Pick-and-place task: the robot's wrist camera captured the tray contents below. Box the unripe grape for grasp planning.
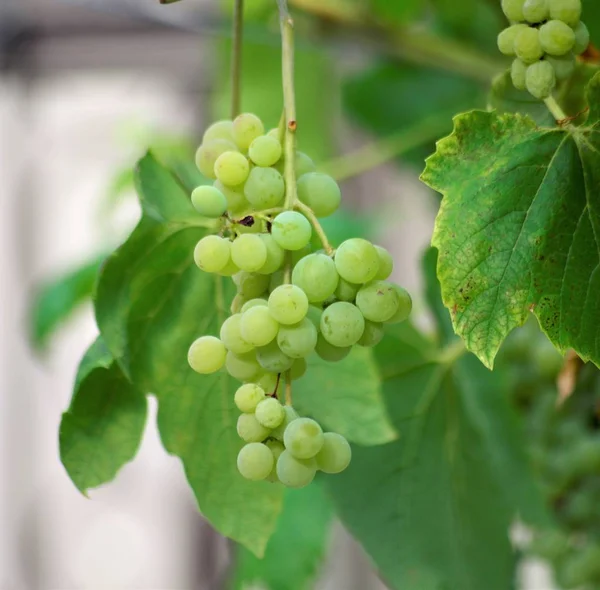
[234,383,266,413]
[240,305,279,347]
[191,185,228,218]
[514,27,544,63]
[255,397,285,428]
[384,285,412,324]
[269,270,285,293]
[231,234,268,272]
[290,357,307,380]
[257,372,278,393]
[276,451,317,488]
[357,320,384,347]
[305,305,323,329]
[220,313,254,354]
[237,414,271,443]
[523,0,548,23]
[217,258,240,277]
[511,58,528,90]
[320,302,365,347]
[539,20,575,56]
[195,139,238,179]
[203,120,234,143]
[188,336,227,374]
[272,405,299,440]
[265,439,285,482]
[374,245,394,280]
[334,279,359,302]
[232,113,265,150]
[240,298,268,313]
[226,351,262,382]
[214,151,250,187]
[193,235,231,273]
[271,211,312,251]
[315,333,351,362]
[277,318,318,358]
[268,284,309,325]
[274,151,316,178]
[292,253,339,303]
[316,432,352,474]
[297,173,341,218]
[526,60,556,98]
[502,0,526,21]
[334,238,380,284]
[284,417,324,459]
[356,281,400,322]
[244,166,285,209]
[248,135,282,167]
[573,21,590,54]
[497,24,529,56]
[546,54,576,80]
[237,442,273,480]
[548,0,581,27]
[233,271,270,298]
[257,234,285,275]
[213,180,249,216]
[256,340,294,374]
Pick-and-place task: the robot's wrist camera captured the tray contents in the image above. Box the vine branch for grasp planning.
[230,0,244,119]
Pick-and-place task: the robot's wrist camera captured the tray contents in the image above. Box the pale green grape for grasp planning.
[226,351,262,382]
[384,285,413,324]
[217,258,240,277]
[502,0,526,21]
[241,298,268,313]
[334,238,380,284]
[546,54,576,80]
[514,27,544,63]
[257,372,278,393]
[526,60,556,98]
[274,151,316,178]
[573,21,590,54]
[290,357,307,380]
[334,279,359,302]
[232,113,265,150]
[266,440,285,482]
[237,414,271,442]
[231,234,268,272]
[272,406,299,440]
[233,271,270,298]
[195,139,237,179]
[234,383,266,413]
[214,180,250,216]
[523,0,548,23]
[276,451,316,488]
[320,302,365,347]
[511,58,528,90]
[374,245,394,280]
[268,284,309,325]
[277,318,318,358]
[256,340,294,373]
[272,211,312,251]
[357,320,384,347]
[257,234,285,275]
[214,151,250,187]
[193,235,231,273]
[237,442,273,480]
[244,167,285,209]
[548,0,581,27]
[305,305,323,330]
[248,135,282,167]
[497,24,529,55]
[188,336,227,374]
[255,397,285,428]
[267,128,280,140]
[203,119,234,143]
[220,313,254,354]
[191,185,227,218]
[284,417,324,459]
[316,432,352,474]
[240,306,279,346]
[290,244,312,266]
[292,253,339,303]
[539,20,575,55]
[356,280,400,322]
[297,173,341,218]
[315,334,351,362]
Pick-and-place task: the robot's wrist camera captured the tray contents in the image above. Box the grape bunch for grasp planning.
[186,112,412,486]
[498,0,590,99]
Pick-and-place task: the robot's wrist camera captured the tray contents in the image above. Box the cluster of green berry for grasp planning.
[498,0,589,98]
[185,112,412,485]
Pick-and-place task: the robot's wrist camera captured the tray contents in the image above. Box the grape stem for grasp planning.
[294,200,334,256]
[230,0,244,119]
[544,95,569,126]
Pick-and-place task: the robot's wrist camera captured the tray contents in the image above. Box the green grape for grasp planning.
[226,351,262,382]
[316,432,352,473]
[272,406,299,440]
[267,127,280,140]
[232,113,265,150]
[237,442,274,480]
[334,279,359,302]
[244,167,285,209]
[514,27,544,63]
[266,440,285,482]
[257,234,285,275]
[296,173,341,218]
[257,372,278,393]
[357,320,384,347]
[187,336,227,374]
[511,58,528,90]
[237,414,271,443]
[355,280,400,322]
[231,234,268,272]
[548,0,581,27]
[374,245,394,280]
[217,258,240,277]
[256,340,294,373]
[214,151,250,187]
[269,270,285,293]
[292,253,339,303]
[523,0,548,23]
[248,135,282,167]
[290,357,307,380]
[268,284,309,325]
[193,235,231,273]
[214,180,250,216]
[234,383,266,413]
[271,211,312,251]
[502,0,526,21]
[290,243,312,266]
[546,54,576,81]
[305,305,323,330]
[526,60,556,98]
[320,302,365,347]
[497,24,529,55]
[384,285,412,324]
[276,451,317,488]
[315,334,351,362]
[240,298,268,313]
[195,139,238,179]
[284,417,324,459]
[235,218,265,235]
[277,318,318,358]
[539,20,575,56]
[233,271,270,298]
[573,21,590,54]
[191,185,227,218]
[240,306,279,347]
[255,397,285,428]
[220,313,254,354]
[274,151,316,178]
[203,119,234,143]
[334,238,380,284]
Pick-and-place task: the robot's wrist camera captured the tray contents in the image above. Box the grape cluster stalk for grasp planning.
[498,0,589,99]
[186,112,412,487]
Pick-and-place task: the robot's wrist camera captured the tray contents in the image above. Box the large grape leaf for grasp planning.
[326,323,549,590]
[422,72,600,369]
[60,337,147,494]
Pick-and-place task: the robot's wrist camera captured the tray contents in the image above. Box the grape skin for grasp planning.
[315,334,351,362]
[191,185,228,218]
[514,27,544,63]
[297,173,341,218]
[546,54,576,80]
[276,450,317,488]
[188,336,227,374]
[257,372,278,393]
[240,298,268,313]
[539,20,575,56]
[240,305,279,347]
[497,24,529,56]
[284,417,324,459]
[357,320,385,347]
[195,139,238,179]
[384,285,412,324]
[334,279,360,302]
[256,340,294,373]
[220,313,254,354]
[290,357,307,380]
[234,383,266,413]
[320,302,365,347]
[573,21,590,54]
[244,167,285,209]
[233,271,270,298]
[231,234,268,273]
[277,318,318,358]
[548,0,581,27]
[268,284,309,325]
[526,60,556,99]
[255,397,285,428]
[334,238,380,284]
[214,180,249,216]
[523,0,548,23]
[356,281,400,322]
[374,246,394,280]
[266,439,285,482]
[511,58,528,90]
[232,113,265,150]
[203,120,234,143]
[272,405,299,440]
[248,135,282,167]
[237,442,273,480]
[257,234,285,275]
[237,414,271,443]
[271,211,312,251]
[226,351,262,381]
[502,0,526,21]
[214,151,250,187]
[292,253,339,303]
[316,432,352,474]
[194,236,231,274]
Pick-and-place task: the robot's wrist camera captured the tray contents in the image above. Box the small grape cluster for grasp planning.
[498,0,589,99]
[186,112,412,486]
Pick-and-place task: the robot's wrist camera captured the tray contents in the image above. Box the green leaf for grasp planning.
[370,0,422,25]
[95,153,283,556]
[326,323,548,590]
[30,256,104,350]
[422,73,600,369]
[230,484,333,590]
[296,347,397,446]
[582,0,600,46]
[59,337,147,494]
